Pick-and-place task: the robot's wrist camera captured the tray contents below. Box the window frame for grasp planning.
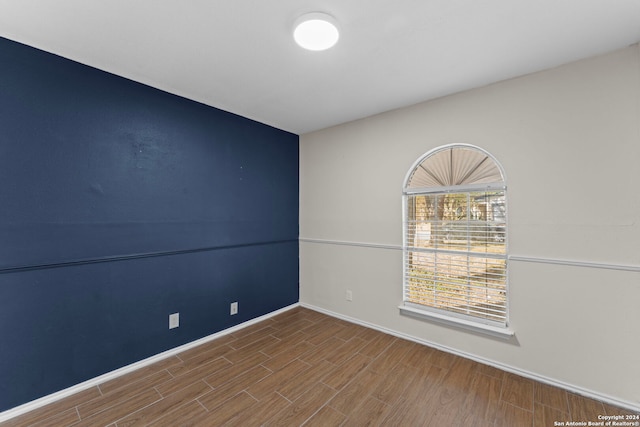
[399,144,514,339]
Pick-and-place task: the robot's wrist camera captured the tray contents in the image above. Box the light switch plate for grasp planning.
[169,312,179,329]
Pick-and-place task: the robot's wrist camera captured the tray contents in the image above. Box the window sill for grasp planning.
[399,305,515,340]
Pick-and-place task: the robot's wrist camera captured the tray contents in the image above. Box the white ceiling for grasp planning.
[1,1,639,134]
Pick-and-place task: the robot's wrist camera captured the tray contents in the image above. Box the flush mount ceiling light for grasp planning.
[293,12,340,51]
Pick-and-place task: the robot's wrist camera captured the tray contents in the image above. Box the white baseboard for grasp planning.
[300,302,640,413]
[4,301,637,422]
[0,303,300,423]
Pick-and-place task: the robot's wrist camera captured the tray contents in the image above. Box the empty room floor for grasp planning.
[2,307,637,426]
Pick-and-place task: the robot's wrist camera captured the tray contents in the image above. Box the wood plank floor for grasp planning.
[2,307,637,426]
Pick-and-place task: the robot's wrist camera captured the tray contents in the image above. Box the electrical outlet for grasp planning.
[346,290,353,301]
[169,312,179,329]
[230,301,238,315]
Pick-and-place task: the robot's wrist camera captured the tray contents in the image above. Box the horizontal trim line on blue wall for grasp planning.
[299,237,640,273]
[0,239,298,275]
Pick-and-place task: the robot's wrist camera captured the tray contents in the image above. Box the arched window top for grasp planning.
[404,144,505,190]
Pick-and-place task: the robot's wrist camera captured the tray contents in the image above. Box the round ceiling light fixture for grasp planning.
[293,12,340,51]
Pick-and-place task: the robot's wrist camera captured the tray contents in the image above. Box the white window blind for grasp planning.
[402,145,508,328]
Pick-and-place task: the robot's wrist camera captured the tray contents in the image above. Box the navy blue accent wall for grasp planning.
[0,37,299,411]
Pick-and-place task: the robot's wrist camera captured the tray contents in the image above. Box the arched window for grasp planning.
[401,144,509,334]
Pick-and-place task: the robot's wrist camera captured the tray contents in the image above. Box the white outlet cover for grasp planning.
[230,302,238,315]
[169,312,179,329]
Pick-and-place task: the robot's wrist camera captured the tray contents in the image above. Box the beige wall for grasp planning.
[299,44,640,408]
